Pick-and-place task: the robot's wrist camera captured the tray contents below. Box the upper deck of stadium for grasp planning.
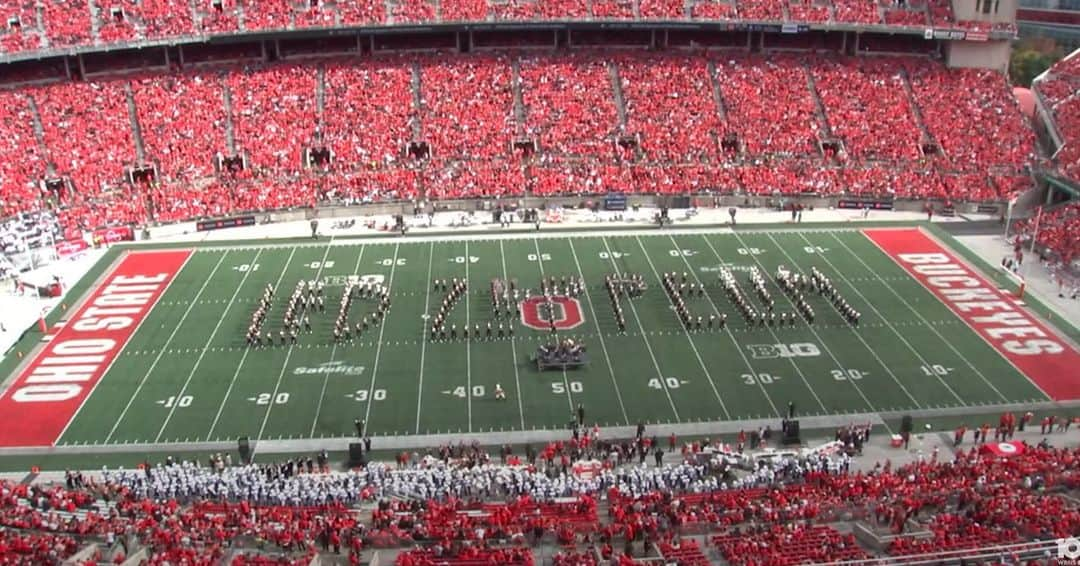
[0,0,1017,61]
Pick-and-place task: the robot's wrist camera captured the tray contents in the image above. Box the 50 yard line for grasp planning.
[534,238,575,415]
[104,251,230,444]
[206,247,298,441]
[154,248,264,442]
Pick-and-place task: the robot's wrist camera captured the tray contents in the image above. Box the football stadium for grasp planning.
[0,0,1078,564]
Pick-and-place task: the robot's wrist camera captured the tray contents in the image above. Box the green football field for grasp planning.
[41,228,1059,447]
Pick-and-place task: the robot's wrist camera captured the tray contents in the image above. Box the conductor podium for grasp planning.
[534,338,588,371]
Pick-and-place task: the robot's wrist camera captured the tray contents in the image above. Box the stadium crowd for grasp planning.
[0,432,1073,565]
[1035,51,1080,186]
[0,0,1000,56]
[0,50,1037,239]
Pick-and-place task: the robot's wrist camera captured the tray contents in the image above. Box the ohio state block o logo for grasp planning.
[520,296,584,330]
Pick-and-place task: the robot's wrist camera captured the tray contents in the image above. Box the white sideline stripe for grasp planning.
[362,242,401,431]
[499,240,528,430]
[567,238,629,426]
[309,243,368,437]
[641,235,731,420]
[105,251,230,444]
[700,234,829,413]
[56,250,196,445]
[761,232,923,409]
[600,236,681,421]
[207,247,298,441]
[254,240,335,453]
[791,231,965,406]
[533,238,575,415]
[842,231,1012,402]
[154,248,265,442]
[414,242,436,434]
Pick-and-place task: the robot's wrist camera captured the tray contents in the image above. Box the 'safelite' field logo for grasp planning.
[293,361,366,376]
[520,296,584,330]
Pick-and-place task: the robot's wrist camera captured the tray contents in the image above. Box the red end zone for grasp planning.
[0,250,191,447]
[864,228,1080,401]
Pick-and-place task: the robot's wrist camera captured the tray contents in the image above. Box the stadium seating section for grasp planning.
[0,444,1074,564]
[1013,202,1080,264]
[0,0,1015,57]
[1034,52,1080,186]
[0,50,1036,236]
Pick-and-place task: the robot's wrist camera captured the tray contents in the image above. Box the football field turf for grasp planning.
[4,226,1078,450]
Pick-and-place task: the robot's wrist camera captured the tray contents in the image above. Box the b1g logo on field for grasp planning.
[747,343,821,359]
[520,296,584,330]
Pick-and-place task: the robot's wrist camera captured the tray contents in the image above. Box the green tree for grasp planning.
[1010,38,1063,87]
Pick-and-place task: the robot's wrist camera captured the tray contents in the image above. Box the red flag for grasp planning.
[981,441,1025,458]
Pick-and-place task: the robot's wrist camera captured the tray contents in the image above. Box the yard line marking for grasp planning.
[362,242,401,431]
[465,240,473,432]
[309,243,368,436]
[657,234,770,419]
[567,238,629,426]
[533,238,575,415]
[600,237,680,421]
[414,242,436,434]
[207,247,298,440]
[154,249,265,442]
[701,234,830,413]
[834,232,1011,402]
[639,235,730,420]
[499,240,528,430]
[55,250,196,446]
[790,232,965,406]
[254,240,335,453]
[758,232,922,409]
[105,251,230,444]
[728,231,890,412]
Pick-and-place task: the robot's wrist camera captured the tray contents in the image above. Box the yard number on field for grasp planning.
[552,381,584,394]
[669,249,696,257]
[528,253,552,262]
[158,395,193,408]
[832,369,866,381]
[649,377,685,389]
[737,248,764,255]
[308,261,335,269]
[598,251,627,259]
[234,264,260,272]
[451,256,479,264]
[251,393,290,405]
[378,258,406,266]
[742,373,780,386]
[448,386,485,398]
[347,389,386,401]
[804,246,828,254]
[921,364,953,377]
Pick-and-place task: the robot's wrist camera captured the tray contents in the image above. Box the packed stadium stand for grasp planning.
[0,0,1023,55]
[0,49,1040,236]
[1034,49,1080,185]
[0,435,1074,564]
